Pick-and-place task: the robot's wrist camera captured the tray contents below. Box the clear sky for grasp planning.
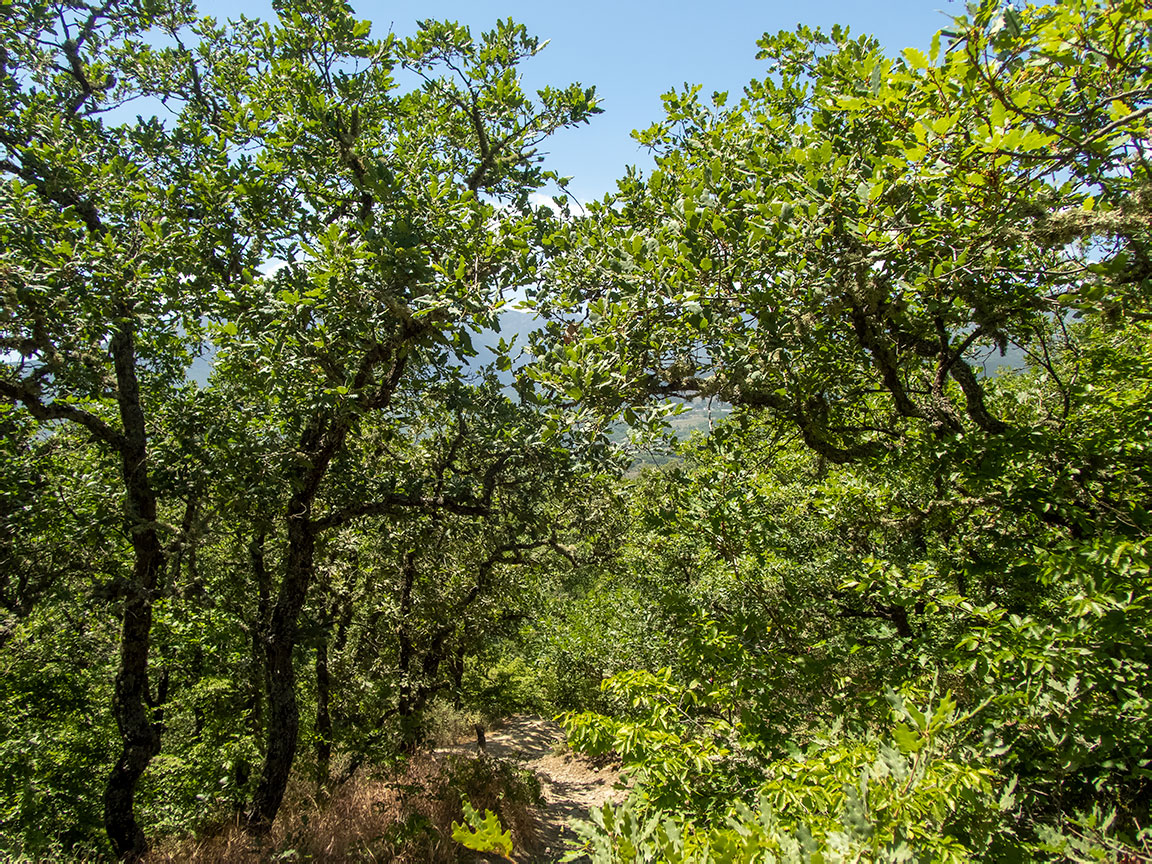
[198,0,962,202]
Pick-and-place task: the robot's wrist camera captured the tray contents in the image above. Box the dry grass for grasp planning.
[147,753,541,863]
[423,699,486,748]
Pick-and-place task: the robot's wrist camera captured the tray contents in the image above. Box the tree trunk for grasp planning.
[395,553,423,750]
[103,565,162,861]
[248,531,270,741]
[247,507,314,834]
[245,345,408,832]
[450,644,466,707]
[315,636,332,788]
[103,323,165,862]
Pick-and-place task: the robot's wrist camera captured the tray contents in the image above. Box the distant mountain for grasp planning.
[469,309,543,384]
[188,310,1029,391]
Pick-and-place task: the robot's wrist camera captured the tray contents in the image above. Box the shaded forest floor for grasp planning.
[149,715,621,863]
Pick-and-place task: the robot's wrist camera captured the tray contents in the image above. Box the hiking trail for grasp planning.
[437,714,626,862]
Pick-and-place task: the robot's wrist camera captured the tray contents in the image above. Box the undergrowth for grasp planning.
[146,752,542,863]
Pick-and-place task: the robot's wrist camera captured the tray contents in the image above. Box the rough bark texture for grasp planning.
[315,634,332,787]
[247,506,315,833]
[102,323,165,862]
[396,552,421,749]
[450,645,466,707]
[248,531,270,741]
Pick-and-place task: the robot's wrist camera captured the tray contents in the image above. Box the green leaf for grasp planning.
[452,798,513,859]
[893,723,925,754]
[903,47,929,70]
[989,100,1007,130]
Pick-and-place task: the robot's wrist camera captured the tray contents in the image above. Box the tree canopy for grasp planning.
[538,0,1151,464]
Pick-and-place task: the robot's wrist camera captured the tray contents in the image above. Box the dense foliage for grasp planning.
[1,0,603,857]
[535,0,1152,860]
[2,0,1151,861]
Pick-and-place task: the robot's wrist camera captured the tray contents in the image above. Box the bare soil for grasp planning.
[437,715,626,863]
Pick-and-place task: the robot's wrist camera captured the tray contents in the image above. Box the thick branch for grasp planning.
[847,301,925,421]
[652,374,884,464]
[0,378,126,450]
[948,359,1007,434]
[313,493,488,532]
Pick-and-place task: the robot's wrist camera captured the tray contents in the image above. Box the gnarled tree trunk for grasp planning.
[247,506,315,833]
[103,323,166,862]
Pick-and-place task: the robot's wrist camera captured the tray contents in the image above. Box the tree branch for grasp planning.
[312,492,488,532]
[0,379,126,450]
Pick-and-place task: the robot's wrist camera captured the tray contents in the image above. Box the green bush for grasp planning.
[462,653,558,720]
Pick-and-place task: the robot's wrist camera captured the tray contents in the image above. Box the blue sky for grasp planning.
[199,0,962,202]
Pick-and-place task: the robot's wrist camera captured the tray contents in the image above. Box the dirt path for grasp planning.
[439,715,625,862]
